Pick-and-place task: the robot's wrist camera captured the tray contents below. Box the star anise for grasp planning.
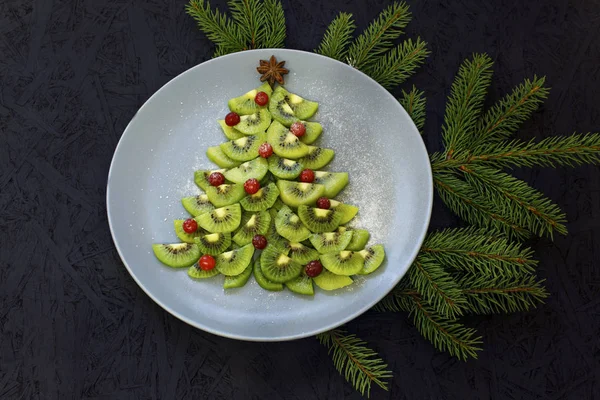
[257,55,289,86]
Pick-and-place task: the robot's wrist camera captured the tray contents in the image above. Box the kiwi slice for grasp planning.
[215,244,255,276]
[195,232,231,255]
[357,245,386,275]
[313,269,353,291]
[207,146,242,169]
[313,171,349,198]
[345,229,370,251]
[298,205,342,233]
[268,155,304,179]
[174,218,206,243]
[224,157,269,183]
[220,132,266,161]
[205,183,246,207]
[217,120,245,140]
[234,108,272,135]
[252,258,283,291]
[260,246,303,283]
[188,264,220,279]
[275,205,312,242]
[330,200,359,224]
[276,180,326,208]
[285,272,314,295]
[223,262,253,288]
[266,120,311,159]
[197,204,242,233]
[272,197,285,211]
[286,242,320,264]
[232,210,271,246]
[152,243,201,268]
[309,231,353,254]
[320,251,364,276]
[228,82,273,115]
[239,182,280,211]
[194,169,227,191]
[297,146,335,170]
[181,194,215,217]
[298,122,323,145]
[269,86,319,126]
[266,211,289,251]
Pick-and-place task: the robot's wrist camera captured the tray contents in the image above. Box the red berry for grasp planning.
[316,197,331,209]
[182,218,198,233]
[225,112,240,126]
[258,142,273,158]
[208,171,225,186]
[290,121,306,137]
[199,255,216,271]
[305,260,323,277]
[299,169,315,183]
[244,178,260,194]
[252,234,268,250]
[255,91,269,106]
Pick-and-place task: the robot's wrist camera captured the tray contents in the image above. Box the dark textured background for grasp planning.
[1,0,599,399]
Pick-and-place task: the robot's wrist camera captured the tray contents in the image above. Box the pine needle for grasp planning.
[399,85,426,133]
[259,0,286,48]
[228,0,262,49]
[316,12,356,61]
[317,329,392,398]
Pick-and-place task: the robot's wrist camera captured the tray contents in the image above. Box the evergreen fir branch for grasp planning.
[373,277,417,312]
[399,85,426,133]
[475,76,549,144]
[409,255,468,318]
[364,38,429,89]
[316,12,356,61]
[317,329,392,398]
[433,171,531,239]
[259,0,286,48]
[228,0,262,49]
[346,2,411,70]
[442,54,494,156]
[410,295,483,360]
[460,164,568,237]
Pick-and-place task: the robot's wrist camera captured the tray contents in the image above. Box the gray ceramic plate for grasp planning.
[107,49,432,341]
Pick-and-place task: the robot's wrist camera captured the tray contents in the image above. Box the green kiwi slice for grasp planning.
[276,180,326,208]
[220,132,266,161]
[252,258,283,291]
[297,146,335,170]
[224,157,269,183]
[266,210,289,251]
[188,264,220,279]
[228,82,273,115]
[181,194,215,217]
[309,231,353,254]
[285,272,314,295]
[215,244,255,276]
[320,251,364,276]
[234,108,272,135]
[313,171,349,198]
[268,86,319,126]
[152,243,201,268]
[174,218,206,243]
[232,210,271,246]
[345,229,370,251]
[275,205,312,242]
[194,169,227,191]
[330,200,359,224]
[197,204,242,233]
[298,205,342,233]
[239,182,280,211]
[272,197,285,211]
[313,269,353,291]
[195,232,231,255]
[205,183,246,207]
[223,263,253,288]
[260,246,303,283]
[217,120,245,140]
[357,245,386,275]
[268,155,304,179]
[267,120,310,159]
[207,145,242,169]
[286,242,320,264]
[298,122,323,144]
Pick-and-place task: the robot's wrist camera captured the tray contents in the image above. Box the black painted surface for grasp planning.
[1,0,599,399]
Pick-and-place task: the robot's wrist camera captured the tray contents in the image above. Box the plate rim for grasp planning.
[106,48,433,341]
